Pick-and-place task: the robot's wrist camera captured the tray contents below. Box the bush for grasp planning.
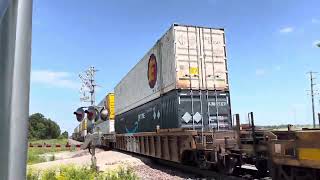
[26,165,139,180]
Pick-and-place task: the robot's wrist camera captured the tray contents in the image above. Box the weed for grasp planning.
[27,168,40,180]
[49,154,55,161]
[26,165,139,180]
[28,139,75,164]
[104,166,139,180]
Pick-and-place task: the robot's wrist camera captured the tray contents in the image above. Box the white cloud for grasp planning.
[312,18,320,24]
[313,40,320,48]
[255,69,266,76]
[279,27,294,33]
[31,70,78,89]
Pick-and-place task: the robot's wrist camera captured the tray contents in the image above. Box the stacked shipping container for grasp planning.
[105,93,115,120]
[115,24,231,134]
[93,93,115,134]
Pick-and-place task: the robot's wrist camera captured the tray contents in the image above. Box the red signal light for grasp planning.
[85,106,99,121]
[74,108,85,122]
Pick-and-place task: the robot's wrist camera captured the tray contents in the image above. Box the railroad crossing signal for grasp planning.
[100,108,109,121]
[74,107,85,122]
[74,106,108,122]
[85,106,99,121]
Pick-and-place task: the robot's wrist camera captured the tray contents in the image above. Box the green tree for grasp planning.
[28,113,61,139]
[61,131,69,139]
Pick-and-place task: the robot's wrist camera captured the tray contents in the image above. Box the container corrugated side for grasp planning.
[173,25,228,91]
[106,93,115,120]
[115,89,231,134]
[114,40,163,115]
[115,24,228,115]
[97,93,115,120]
[83,119,87,130]
[94,120,114,134]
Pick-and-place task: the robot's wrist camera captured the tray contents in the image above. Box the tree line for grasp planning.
[28,113,68,140]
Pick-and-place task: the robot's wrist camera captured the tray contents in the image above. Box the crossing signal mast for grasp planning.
[75,66,100,170]
[79,66,98,106]
[74,66,109,170]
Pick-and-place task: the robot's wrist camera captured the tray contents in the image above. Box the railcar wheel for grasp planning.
[195,151,211,170]
[217,155,236,175]
[181,150,196,166]
[255,159,269,176]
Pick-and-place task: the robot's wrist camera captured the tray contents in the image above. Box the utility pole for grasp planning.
[307,71,317,128]
[0,0,33,179]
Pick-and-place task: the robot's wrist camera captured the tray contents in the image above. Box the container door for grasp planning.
[179,91,204,130]
[174,26,203,90]
[206,92,231,130]
[199,28,228,90]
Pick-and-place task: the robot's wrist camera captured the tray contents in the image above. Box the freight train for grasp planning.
[72,24,320,180]
[72,93,115,143]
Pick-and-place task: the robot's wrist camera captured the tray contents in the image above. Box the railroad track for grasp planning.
[114,149,270,180]
[153,158,244,180]
[153,159,273,180]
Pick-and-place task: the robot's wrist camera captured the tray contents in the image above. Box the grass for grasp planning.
[28,139,75,165]
[27,165,139,180]
[29,139,68,145]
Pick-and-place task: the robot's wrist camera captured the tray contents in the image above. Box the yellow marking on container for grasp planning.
[189,67,199,75]
[299,148,320,160]
[106,93,115,120]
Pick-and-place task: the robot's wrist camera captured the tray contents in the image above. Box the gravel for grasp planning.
[132,163,196,180]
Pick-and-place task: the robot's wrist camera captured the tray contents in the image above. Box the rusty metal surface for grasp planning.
[116,129,241,173]
[270,130,320,170]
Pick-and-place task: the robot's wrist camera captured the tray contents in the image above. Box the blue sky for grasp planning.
[30,0,320,133]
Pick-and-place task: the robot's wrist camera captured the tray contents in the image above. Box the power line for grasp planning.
[307,71,318,128]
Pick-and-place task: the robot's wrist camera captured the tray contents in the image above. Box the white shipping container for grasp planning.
[81,130,87,138]
[94,120,115,134]
[115,24,229,115]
